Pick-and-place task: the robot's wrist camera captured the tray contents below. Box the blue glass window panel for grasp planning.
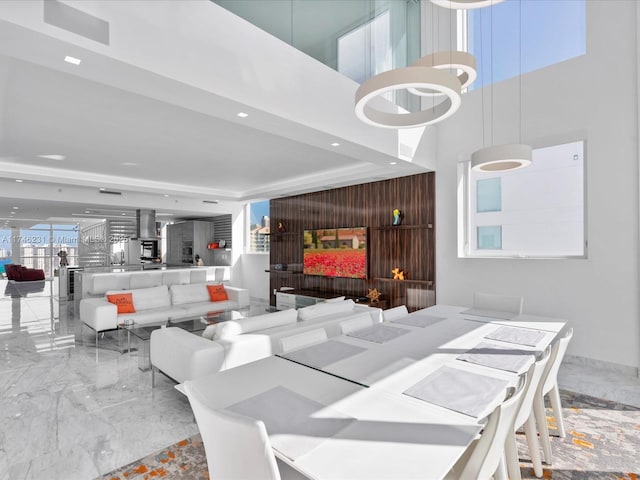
[477,177,502,212]
[477,226,502,249]
[468,0,586,90]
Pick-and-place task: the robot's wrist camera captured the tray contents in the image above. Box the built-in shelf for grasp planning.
[372,224,432,231]
[264,270,302,274]
[373,277,433,286]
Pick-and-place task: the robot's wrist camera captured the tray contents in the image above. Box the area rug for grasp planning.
[97,390,640,480]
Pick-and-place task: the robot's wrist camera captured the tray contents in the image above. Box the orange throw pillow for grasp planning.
[207,285,229,302]
[106,293,136,314]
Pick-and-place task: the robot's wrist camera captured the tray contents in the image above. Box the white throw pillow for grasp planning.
[169,283,210,305]
[201,324,218,340]
[325,296,346,303]
[298,299,355,321]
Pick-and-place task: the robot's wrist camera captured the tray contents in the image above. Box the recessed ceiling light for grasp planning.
[122,162,137,166]
[237,112,249,118]
[389,161,397,165]
[38,154,66,161]
[85,210,90,214]
[163,194,169,197]
[64,55,81,65]
[121,213,126,216]
[12,206,18,210]
[10,212,15,215]
[15,179,23,183]
[331,142,340,147]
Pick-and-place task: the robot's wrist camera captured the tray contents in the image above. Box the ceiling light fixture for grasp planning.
[15,179,23,183]
[64,55,82,65]
[237,112,249,118]
[122,162,137,166]
[408,51,477,96]
[470,0,531,172]
[390,161,398,165]
[355,66,461,129]
[163,194,169,197]
[430,0,505,9]
[38,154,66,161]
[331,142,340,147]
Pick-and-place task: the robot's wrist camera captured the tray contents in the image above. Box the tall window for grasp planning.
[338,10,391,85]
[463,140,585,258]
[467,0,586,90]
[18,224,79,277]
[248,201,270,253]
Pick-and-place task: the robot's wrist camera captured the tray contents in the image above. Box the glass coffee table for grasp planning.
[119,309,246,371]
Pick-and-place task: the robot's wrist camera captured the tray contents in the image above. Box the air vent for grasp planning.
[99,189,122,195]
[203,200,219,204]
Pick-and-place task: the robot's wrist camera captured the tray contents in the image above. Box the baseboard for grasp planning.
[564,354,640,378]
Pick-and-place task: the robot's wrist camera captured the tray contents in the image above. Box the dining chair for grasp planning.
[339,314,374,334]
[505,347,552,480]
[280,328,328,353]
[382,305,409,322]
[473,292,524,316]
[533,328,574,465]
[184,381,307,480]
[444,370,528,480]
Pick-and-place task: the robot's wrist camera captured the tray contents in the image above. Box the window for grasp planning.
[463,140,585,258]
[248,200,270,253]
[18,224,79,276]
[467,0,586,90]
[477,226,502,250]
[338,10,391,85]
[476,177,501,212]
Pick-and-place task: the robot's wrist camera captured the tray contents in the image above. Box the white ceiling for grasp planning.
[0,1,429,228]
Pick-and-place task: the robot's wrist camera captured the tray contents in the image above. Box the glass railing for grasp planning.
[213,0,421,111]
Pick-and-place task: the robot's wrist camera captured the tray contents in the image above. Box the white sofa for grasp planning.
[76,267,208,300]
[79,282,250,340]
[150,299,382,384]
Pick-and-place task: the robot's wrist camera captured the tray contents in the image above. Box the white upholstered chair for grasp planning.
[184,381,307,480]
[445,371,527,480]
[382,305,409,322]
[473,292,524,316]
[280,328,328,353]
[505,348,552,480]
[533,328,574,465]
[339,315,374,334]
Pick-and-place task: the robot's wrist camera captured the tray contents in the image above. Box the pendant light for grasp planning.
[431,0,505,10]
[470,0,531,172]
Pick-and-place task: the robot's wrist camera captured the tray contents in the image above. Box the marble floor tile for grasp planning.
[1,279,639,479]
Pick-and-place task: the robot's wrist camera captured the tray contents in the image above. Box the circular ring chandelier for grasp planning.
[354,66,461,129]
[471,144,532,172]
[407,51,477,96]
[430,0,505,9]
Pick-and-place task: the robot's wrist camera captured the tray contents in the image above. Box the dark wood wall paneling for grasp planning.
[269,172,435,310]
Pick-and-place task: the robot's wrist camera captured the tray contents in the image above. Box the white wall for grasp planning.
[238,253,270,302]
[434,1,640,368]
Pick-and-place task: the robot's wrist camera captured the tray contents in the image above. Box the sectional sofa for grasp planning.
[149,299,382,384]
[79,282,250,342]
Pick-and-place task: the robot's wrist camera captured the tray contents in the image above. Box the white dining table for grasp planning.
[185,355,483,480]
[181,305,568,480]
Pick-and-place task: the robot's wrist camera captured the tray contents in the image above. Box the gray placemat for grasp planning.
[281,340,367,368]
[457,341,535,373]
[484,325,547,347]
[346,323,411,344]
[403,366,509,418]
[390,313,446,328]
[226,386,354,460]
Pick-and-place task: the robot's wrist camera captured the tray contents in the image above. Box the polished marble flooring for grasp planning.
[1,278,639,480]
